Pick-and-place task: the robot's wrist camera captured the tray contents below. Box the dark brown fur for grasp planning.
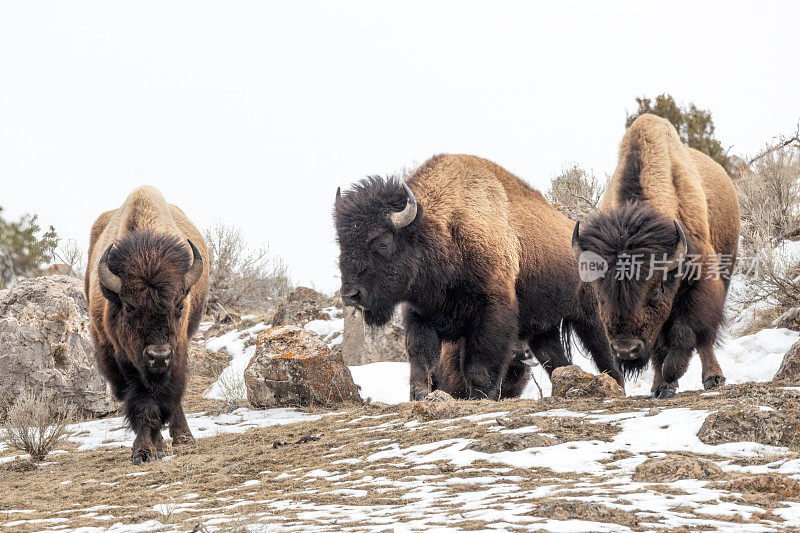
[85,186,209,464]
[335,154,621,400]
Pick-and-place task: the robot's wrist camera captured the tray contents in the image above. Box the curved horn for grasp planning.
[184,239,204,289]
[97,244,122,294]
[571,221,585,262]
[390,183,418,229]
[335,187,342,210]
[667,220,689,270]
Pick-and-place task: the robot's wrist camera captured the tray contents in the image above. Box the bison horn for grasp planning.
[571,221,585,262]
[390,183,418,229]
[335,187,342,210]
[97,244,122,294]
[184,239,204,289]
[667,220,689,270]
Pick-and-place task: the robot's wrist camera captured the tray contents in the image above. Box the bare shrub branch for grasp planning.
[547,164,606,221]
[204,222,292,314]
[2,390,75,461]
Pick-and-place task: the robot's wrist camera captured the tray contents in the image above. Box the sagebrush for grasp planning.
[205,222,292,315]
[2,390,75,461]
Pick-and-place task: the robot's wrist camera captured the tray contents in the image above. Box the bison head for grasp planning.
[98,231,203,377]
[571,202,689,377]
[334,177,421,327]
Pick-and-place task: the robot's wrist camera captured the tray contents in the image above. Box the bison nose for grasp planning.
[611,339,644,360]
[341,285,364,307]
[145,344,172,369]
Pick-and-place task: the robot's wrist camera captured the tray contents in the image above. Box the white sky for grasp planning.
[1,1,798,294]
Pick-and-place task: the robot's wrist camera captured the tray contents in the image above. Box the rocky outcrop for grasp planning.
[774,339,800,383]
[0,275,118,417]
[341,305,407,366]
[550,365,625,398]
[244,325,361,408]
[270,287,336,327]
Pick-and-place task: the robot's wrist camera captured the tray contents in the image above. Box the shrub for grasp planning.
[547,164,605,221]
[0,207,58,288]
[205,222,292,315]
[2,390,74,461]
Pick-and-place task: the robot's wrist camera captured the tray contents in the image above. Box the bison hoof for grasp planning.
[172,434,196,446]
[651,384,677,400]
[131,448,156,465]
[703,375,726,390]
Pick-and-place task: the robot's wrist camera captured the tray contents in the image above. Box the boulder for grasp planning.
[468,432,560,453]
[550,365,625,398]
[697,402,800,447]
[774,339,800,383]
[244,325,361,408]
[269,287,334,327]
[0,275,118,417]
[633,454,723,483]
[341,305,407,365]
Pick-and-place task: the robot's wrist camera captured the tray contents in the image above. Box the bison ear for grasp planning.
[184,239,204,290]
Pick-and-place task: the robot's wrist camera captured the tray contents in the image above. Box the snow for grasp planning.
[343,327,800,404]
[203,323,270,400]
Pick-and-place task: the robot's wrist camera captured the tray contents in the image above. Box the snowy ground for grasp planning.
[4,314,800,531]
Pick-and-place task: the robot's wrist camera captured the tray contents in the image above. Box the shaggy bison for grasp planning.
[334,154,621,400]
[85,186,209,464]
[572,114,740,398]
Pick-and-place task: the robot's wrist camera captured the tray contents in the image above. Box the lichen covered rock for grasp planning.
[697,402,800,447]
[244,325,361,408]
[633,454,723,483]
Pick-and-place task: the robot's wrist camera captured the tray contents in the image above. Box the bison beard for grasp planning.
[335,155,622,401]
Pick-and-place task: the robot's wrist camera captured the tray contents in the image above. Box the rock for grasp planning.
[468,432,560,453]
[341,305,407,365]
[412,390,466,421]
[550,365,625,398]
[697,402,800,447]
[728,473,800,498]
[244,325,362,408]
[633,454,723,483]
[270,287,333,327]
[0,275,118,417]
[774,339,800,383]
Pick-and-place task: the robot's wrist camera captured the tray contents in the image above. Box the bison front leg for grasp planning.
[169,402,195,446]
[126,390,164,465]
[463,299,518,401]
[404,311,442,401]
[697,343,725,390]
[651,323,695,399]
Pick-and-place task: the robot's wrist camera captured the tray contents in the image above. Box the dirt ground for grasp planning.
[2,378,800,531]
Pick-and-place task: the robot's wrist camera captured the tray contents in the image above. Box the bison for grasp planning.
[334,154,621,401]
[571,114,740,398]
[85,186,209,464]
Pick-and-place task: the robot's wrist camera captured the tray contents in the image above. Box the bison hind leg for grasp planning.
[527,328,570,375]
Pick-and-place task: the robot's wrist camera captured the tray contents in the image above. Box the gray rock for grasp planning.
[774,339,800,383]
[0,275,118,417]
[550,365,624,398]
[341,305,407,365]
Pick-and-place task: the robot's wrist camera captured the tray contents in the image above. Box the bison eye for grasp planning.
[647,285,663,306]
[371,234,394,258]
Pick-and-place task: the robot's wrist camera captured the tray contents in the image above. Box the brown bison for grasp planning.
[572,114,740,398]
[334,154,621,401]
[85,186,209,464]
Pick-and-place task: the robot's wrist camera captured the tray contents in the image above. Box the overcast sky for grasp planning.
[1,1,798,294]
